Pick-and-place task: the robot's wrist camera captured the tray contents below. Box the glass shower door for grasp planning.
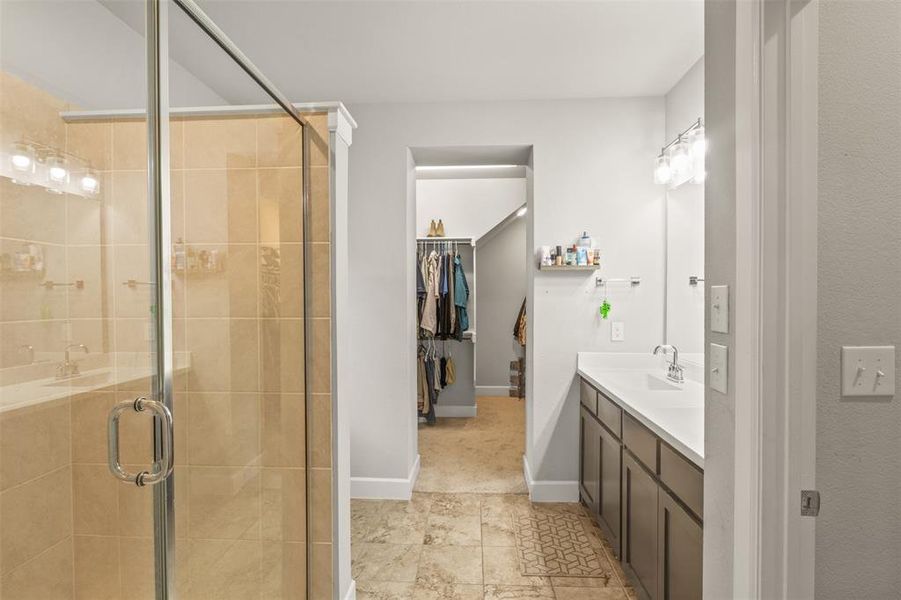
[160,2,310,598]
[0,2,153,598]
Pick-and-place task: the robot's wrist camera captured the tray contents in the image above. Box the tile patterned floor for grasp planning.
[352,493,637,599]
[352,397,637,599]
[415,397,528,494]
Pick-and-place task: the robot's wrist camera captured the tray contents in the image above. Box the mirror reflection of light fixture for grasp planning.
[46,154,68,194]
[80,169,100,195]
[654,154,672,185]
[10,142,34,173]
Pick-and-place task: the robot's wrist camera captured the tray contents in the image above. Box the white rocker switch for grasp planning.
[841,346,895,397]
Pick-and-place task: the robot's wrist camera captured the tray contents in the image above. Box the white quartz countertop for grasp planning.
[577,352,704,468]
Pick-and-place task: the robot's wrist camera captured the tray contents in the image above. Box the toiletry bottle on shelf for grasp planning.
[579,231,591,248]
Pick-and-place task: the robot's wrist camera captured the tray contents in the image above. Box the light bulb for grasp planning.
[49,166,68,182]
[10,143,34,173]
[81,172,100,194]
[670,138,690,175]
[46,154,68,184]
[689,125,706,157]
[654,154,672,185]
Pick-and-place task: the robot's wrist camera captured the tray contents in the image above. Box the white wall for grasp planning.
[347,97,665,494]
[416,178,526,239]
[816,1,901,597]
[664,57,705,355]
[476,216,527,389]
[0,0,225,110]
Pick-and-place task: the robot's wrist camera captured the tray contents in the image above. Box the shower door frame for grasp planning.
[145,1,312,598]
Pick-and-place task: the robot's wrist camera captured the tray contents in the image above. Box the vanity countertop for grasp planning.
[0,352,192,414]
[577,352,704,468]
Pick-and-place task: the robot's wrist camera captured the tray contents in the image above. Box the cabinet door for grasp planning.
[579,406,600,514]
[598,424,622,557]
[623,451,658,599]
[657,489,702,600]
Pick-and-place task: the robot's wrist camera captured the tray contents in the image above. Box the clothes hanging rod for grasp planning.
[416,237,475,246]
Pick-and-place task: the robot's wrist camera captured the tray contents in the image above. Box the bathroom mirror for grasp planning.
[664,181,704,360]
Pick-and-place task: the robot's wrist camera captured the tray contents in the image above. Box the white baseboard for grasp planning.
[476,385,511,396]
[435,404,477,418]
[351,454,420,500]
[342,580,356,600]
[522,454,579,503]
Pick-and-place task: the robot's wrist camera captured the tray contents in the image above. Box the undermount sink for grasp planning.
[45,371,113,388]
[611,372,682,392]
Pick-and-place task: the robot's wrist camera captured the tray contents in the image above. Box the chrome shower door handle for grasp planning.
[107,397,174,487]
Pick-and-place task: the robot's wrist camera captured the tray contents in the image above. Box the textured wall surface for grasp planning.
[816,1,901,597]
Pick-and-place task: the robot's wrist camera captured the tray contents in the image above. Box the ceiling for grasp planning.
[100,0,704,105]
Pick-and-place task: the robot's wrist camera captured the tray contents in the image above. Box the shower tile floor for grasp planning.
[351,397,638,599]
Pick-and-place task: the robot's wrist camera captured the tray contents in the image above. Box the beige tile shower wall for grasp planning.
[1,71,334,600]
[0,72,91,600]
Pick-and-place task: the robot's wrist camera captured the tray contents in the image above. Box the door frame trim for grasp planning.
[730,0,818,597]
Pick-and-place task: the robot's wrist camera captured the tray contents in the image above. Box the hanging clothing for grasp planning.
[420,251,440,334]
[445,355,456,385]
[513,298,527,346]
[454,254,470,337]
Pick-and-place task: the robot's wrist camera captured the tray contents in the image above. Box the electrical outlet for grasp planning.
[841,346,895,397]
[611,322,625,342]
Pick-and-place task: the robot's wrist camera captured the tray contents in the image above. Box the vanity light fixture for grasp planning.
[654,118,705,187]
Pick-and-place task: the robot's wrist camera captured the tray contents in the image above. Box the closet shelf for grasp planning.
[539,264,600,271]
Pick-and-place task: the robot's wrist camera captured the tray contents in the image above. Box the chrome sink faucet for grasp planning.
[57,344,89,379]
[653,344,684,383]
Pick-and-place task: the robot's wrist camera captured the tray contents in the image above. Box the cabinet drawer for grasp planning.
[623,413,658,473]
[597,392,622,438]
[659,443,703,520]
[580,379,598,415]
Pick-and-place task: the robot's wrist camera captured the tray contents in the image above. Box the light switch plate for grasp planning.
[710,343,728,394]
[710,285,729,333]
[841,346,895,397]
[611,322,625,342]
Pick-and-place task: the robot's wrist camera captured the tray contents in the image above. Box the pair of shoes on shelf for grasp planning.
[427,219,446,237]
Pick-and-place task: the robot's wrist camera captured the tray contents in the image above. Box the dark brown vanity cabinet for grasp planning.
[579,377,702,600]
[579,404,601,514]
[623,450,659,599]
[658,487,703,600]
[598,422,622,557]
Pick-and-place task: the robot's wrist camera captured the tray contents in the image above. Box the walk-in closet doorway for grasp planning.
[409,146,532,496]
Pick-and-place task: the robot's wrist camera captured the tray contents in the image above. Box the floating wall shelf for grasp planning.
[539,264,600,271]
